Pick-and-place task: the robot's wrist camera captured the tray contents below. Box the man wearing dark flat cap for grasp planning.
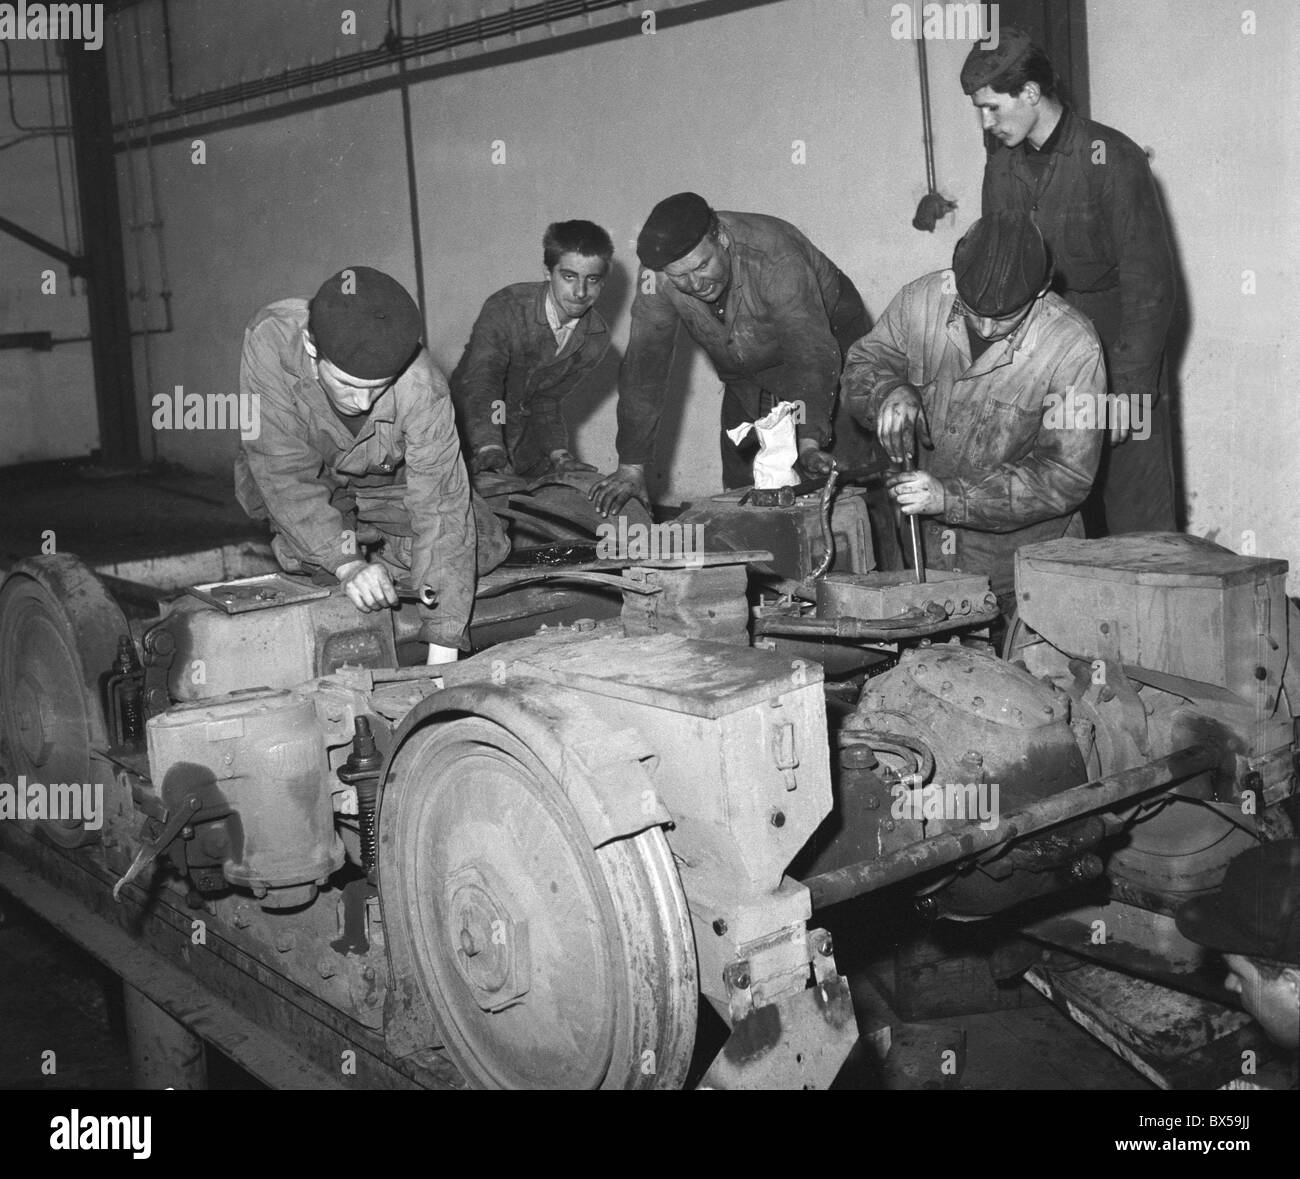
[842,212,1104,614]
[235,266,509,665]
[960,28,1178,536]
[1176,839,1300,1051]
[589,192,874,517]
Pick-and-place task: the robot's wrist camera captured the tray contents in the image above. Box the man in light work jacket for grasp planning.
[590,192,875,517]
[235,266,509,664]
[961,28,1178,534]
[451,220,613,480]
[842,213,1104,614]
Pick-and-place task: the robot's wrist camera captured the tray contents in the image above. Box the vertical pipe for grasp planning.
[65,37,140,466]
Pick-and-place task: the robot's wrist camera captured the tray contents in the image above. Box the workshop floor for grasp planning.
[0,461,1154,1091]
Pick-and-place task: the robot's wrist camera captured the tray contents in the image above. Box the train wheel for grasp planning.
[384,717,697,1089]
[0,559,126,848]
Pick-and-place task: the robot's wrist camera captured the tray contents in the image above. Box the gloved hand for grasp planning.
[797,438,835,478]
[548,449,598,475]
[589,464,649,517]
[336,560,399,611]
[875,384,933,463]
[887,470,945,516]
[469,444,513,475]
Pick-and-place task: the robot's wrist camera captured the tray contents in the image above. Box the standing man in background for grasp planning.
[451,221,614,481]
[961,28,1178,534]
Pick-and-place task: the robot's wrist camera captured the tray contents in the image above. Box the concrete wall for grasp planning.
[113,0,986,500]
[0,40,97,464]
[14,0,1296,586]
[1088,0,1300,586]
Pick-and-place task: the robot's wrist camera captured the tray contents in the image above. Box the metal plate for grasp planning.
[187,573,330,614]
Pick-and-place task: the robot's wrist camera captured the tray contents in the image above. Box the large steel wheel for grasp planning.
[0,560,126,848]
[385,717,697,1089]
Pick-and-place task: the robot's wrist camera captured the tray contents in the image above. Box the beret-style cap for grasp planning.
[308,266,423,380]
[636,192,713,270]
[960,26,1034,94]
[952,212,1049,318]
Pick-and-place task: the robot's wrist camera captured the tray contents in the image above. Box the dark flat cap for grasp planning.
[637,192,712,270]
[1176,839,1300,966]
[960,25,1033,94]
[952,212,1049,318]
[308,266,423,380]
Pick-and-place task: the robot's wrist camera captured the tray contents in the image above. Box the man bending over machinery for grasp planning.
[842,212,1104,621]
[235,266,509,665]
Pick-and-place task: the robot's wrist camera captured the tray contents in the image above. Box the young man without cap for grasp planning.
[961,28,1178,535]
[1176,839,1300,1052]
[451,220,613,482]
[841,211,1104,617]
[235,266,509,665]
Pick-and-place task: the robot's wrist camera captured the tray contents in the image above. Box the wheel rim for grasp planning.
[387,718,696,1089]
[0,574,115,844]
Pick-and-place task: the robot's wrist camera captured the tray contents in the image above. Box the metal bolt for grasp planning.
[814,932,833,957]
[770,809,786,828]
[274,930,295,953]
[731,968,751,991]
[317,958,337,979]
[1099,622,1110,635]
[940,680,953,695]
[972,695,985,708]
[961,750,983,768]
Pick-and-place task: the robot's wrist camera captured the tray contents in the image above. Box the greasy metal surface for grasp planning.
[0,556,131,847]
[700,974,858,1090]
[817,569,991,620]
[675,487,874,582]
[1026,962,1292,1090]
[483,630,823,719]
[1016,533,1289,708]
[379,714,695,1088]
[620,564,750,644]
[803,742,1220,909]
[166,588,397,702]
[0,828,462,1089]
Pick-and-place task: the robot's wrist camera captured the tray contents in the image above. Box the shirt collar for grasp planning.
[544,286,577,334]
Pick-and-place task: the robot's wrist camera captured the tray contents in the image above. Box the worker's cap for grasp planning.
[952,212,1049,318]
[960,25,1034,95]
[1175,839,1300,966]
[308,266,423,380]
[636,192,713,270]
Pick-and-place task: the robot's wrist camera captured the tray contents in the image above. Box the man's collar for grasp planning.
[1026,106,1067,156]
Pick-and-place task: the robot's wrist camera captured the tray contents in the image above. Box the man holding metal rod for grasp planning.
[841,212,1105,617]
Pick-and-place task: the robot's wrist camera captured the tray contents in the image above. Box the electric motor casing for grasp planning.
[146,687,342,908]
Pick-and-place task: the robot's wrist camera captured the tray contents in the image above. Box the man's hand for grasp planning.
[876,384,933,463]
[1109,394,1139,445]
[797,438,835,478]
[548,449,598,475]
[337,560,399,612]
[426,643,460,666]
[469,444,513,475]
[589,463,649,517]
[887,470,945,516]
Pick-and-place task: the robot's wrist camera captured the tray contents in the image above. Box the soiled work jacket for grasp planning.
[981,106,1174,405]
[233,299,476,647]
[449,282,610,467]
[842,270,1106,595]
[617,211,856,464]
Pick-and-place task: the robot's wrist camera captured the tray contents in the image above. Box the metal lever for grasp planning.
[112,794,202,902]
[903,454,926,584]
